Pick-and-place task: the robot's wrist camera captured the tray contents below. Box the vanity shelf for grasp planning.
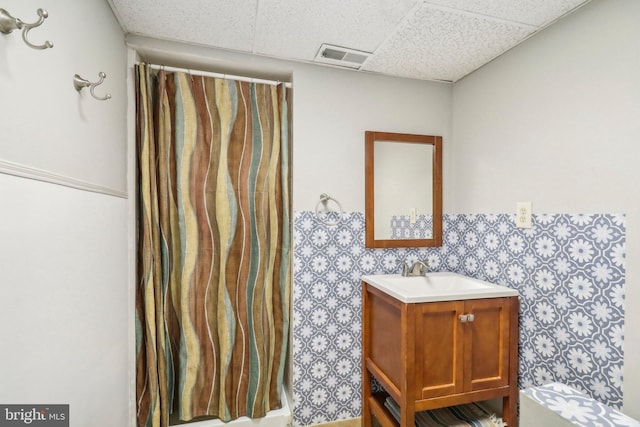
[362,281,519,427]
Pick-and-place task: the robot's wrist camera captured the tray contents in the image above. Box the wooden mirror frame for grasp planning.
[365,131,442,248]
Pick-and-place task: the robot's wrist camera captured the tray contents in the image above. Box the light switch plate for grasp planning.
[410,208,417,224]
[516,202,532,228]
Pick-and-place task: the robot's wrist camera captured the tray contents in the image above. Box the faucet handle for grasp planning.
[396,259,409,276]
[410,259,430,276]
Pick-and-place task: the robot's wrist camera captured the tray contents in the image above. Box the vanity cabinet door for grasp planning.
[416,297,512,399]
[416,301,465,399]
[463,297,511,392]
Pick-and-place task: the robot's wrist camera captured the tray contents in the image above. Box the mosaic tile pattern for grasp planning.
[292,212,626,426]
[292,211,431,426]
[522,382,639,426]
[390,214,433,239]
[443,213,626,409]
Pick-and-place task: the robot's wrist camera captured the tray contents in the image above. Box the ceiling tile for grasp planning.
[109,0,592,82]
[111,0,259,52]
[362,5,536,82]
[253,0,418,61]
[423,0,589,27]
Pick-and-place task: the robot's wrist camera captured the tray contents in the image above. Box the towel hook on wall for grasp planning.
[0,8,53,50]
[73,72,112,101]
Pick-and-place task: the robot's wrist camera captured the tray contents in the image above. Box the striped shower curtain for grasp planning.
[134,64,290,427]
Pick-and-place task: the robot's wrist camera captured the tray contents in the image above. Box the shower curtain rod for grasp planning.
[145,63,292,88]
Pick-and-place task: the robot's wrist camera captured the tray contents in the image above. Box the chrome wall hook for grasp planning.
[0,8,53,50]
[74,72,111,101]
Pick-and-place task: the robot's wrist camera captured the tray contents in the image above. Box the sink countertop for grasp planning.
[362,272,518,303]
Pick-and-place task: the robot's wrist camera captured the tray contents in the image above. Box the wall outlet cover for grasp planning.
[516,202,532,228]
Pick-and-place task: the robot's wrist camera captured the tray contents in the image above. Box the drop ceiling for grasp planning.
[108,0,591,82]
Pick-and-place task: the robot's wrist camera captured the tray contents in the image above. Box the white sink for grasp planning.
[362,272,518,303]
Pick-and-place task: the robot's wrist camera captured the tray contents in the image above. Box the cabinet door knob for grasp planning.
[459,314,475,322]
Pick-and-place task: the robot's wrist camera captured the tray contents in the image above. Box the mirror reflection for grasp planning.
[365,131,442,248]
[374,141,433,240]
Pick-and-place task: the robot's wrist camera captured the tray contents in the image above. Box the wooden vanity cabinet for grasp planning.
[362,283,519,427]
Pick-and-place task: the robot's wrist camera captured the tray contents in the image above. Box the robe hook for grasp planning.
[73,72,111,101]
[0,8,53,50]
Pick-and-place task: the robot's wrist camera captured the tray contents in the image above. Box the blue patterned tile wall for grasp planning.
[390,214,433,239]
[292,212,625,426]
[522,382,638,427]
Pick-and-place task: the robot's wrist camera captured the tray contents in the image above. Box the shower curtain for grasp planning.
[135,64,290,427]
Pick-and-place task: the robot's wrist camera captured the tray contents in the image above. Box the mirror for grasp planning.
[365,131,442,248]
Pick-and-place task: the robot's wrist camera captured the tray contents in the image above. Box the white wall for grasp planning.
[0,175,128,424]
[0,0,127,192]
[290,62,451,214]
[0,0,129,426]
[451,0,640,417]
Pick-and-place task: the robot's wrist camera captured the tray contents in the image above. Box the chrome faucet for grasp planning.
[409,260,430,276]
[397,259,429,276]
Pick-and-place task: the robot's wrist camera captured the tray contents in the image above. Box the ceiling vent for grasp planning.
[314,44,371,69]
